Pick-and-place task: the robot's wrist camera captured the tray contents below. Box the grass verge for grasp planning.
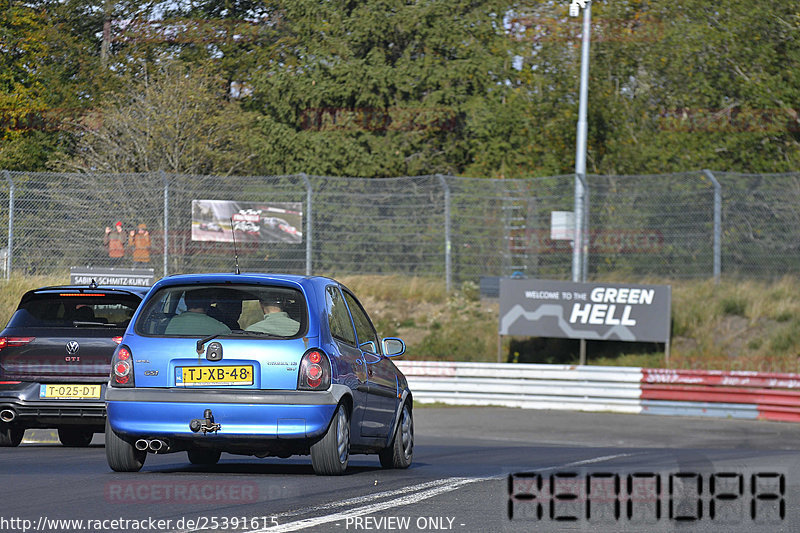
[3,274,800,372]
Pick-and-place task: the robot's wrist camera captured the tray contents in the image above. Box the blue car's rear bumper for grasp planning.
[106,385,348,440]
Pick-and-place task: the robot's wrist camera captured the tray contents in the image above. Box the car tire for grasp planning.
[0,424,24,447]
[105,419,146,472]
[379,402,413,469]
[58,427,94,447]
[310,403,350,475]
[187,449,221,465]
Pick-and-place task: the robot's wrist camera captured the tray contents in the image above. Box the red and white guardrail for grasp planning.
[395,361,800,423]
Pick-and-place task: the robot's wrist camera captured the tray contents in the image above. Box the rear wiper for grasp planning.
[73,321,117,327]
[196,333,223,353]
[196,330,283,352]
[233,330,283,339]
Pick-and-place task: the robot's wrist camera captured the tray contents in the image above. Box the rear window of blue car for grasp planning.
[134,284,307,338]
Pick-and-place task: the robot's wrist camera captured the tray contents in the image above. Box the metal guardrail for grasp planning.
[396,361,800,423]
[641,368,800,422]
[396,361,643,413]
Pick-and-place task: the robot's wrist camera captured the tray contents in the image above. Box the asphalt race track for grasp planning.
[3,407,800,533]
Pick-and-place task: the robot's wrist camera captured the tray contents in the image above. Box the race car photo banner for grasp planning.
[191,200,303,244]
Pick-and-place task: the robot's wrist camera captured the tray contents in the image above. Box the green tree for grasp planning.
[585,0,800,173]
[500,0,800,175]
[7,0,800,176]
[62,62,260,175]
[247,0,517,177]
[0,1,99,169]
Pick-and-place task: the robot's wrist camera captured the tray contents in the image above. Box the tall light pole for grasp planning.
[571,0,591,365]
[571,0,591,284]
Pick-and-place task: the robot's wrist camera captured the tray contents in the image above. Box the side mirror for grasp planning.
[359,341,377,353]
[382,337,405,357]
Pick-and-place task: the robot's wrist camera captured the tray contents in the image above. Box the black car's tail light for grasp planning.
[297,349,331,391]
[0,336,35,351]
[110,345,135,387]
[112,336,123,345]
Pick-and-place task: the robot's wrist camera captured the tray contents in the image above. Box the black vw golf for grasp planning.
[0,283,148,446]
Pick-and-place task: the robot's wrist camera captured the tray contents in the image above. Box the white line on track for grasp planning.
[500,452,640,477]
[181,453,637,533]
[558,452,638,469]
[270,478,480,520]
[245,477,495,533]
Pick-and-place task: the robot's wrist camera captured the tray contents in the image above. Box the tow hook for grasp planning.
[190,409,221,434]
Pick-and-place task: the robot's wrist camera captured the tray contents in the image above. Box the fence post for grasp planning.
[301,173,313,276]
[3,171,12,279]
[161,171,169,277]
[703,169,722,283]
[437,174,452,292]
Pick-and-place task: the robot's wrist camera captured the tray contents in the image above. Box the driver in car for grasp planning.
[245,295,300,336]
[165,290,231,336]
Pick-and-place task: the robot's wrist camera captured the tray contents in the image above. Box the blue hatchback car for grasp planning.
[105,273,413,475]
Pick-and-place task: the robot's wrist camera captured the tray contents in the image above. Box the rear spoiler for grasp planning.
[19,285,148,304]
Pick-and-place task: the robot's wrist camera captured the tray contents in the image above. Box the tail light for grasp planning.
[0,337,35,351]
[297,349,331,391]
[0,337,32,384]
[112,336,123,345]
[110,345,135,387]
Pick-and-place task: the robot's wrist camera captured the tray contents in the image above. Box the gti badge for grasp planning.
[65,341,80,356]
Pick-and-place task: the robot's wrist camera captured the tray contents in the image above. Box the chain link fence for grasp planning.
[1,170,799,285]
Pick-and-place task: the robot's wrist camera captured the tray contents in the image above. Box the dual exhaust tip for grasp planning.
[134,409,216,452]
[0,409,16,423]
[135,438,168,453]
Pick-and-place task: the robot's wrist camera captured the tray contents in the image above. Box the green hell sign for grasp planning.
[499,279,671,343]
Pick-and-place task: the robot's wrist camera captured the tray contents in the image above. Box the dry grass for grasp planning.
[3,273,800,372]
[0,274,69,327]
[335,274,448,304]
[666,277,800,372]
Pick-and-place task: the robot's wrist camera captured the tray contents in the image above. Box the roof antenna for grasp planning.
[230,217,241,274]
